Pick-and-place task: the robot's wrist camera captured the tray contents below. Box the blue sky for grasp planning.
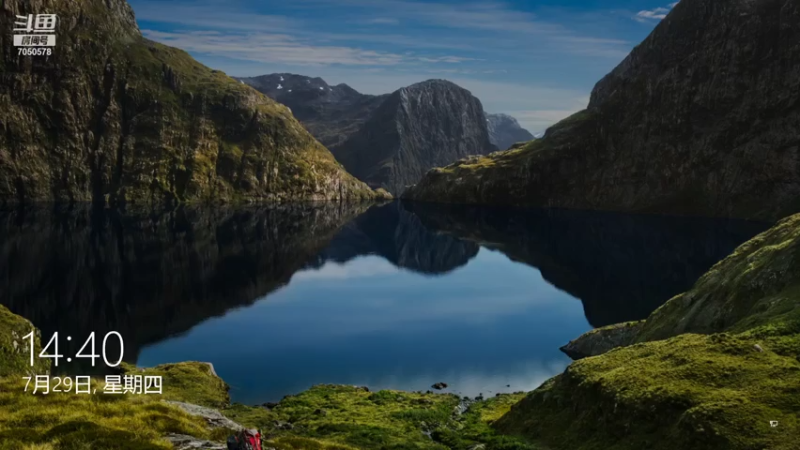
[128,0,677,132]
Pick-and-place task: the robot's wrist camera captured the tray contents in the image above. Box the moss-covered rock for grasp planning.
[559,321,644,360]
[493,213,800,450]
[0,304,50,377]
[637,213,800,344]
[0,0,378,205]
[497,333,799,450]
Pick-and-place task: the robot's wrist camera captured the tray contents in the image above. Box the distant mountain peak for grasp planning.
[331,79,497,194]
[486,113,535,151]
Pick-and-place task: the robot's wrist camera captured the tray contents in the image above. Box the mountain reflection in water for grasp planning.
[0,201,767,403]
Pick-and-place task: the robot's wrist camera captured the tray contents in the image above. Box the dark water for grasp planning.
[0,201,768,404]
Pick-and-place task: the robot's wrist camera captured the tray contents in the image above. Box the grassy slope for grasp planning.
[224,387,533,450]
[494,214,800,450]
[0,305,50,377]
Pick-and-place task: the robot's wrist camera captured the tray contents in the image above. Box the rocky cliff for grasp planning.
[406,0,800,220]
[331,80,497,194]
[237,73,389,149]
[485,113,535,151]
[0,0,376,206]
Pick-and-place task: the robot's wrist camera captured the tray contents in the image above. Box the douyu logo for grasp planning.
[12,13,57,56]
[13,14,57,48]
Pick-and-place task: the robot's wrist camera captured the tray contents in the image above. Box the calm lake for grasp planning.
[0,201,768,404]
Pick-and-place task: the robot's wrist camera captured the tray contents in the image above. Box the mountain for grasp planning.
[331,80,498,194]
[236,73,389,148]
[485,113,535,151]
[0,0,377,206]
[405,0,800,221]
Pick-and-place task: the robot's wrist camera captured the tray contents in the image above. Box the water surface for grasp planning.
[0,202,768,404]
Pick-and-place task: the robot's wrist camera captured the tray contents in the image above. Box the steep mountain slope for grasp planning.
[237,73,389,149]
[0,1,376,205]
[486,113,535,151]
[332,79,497,194]
[406,0,800,220]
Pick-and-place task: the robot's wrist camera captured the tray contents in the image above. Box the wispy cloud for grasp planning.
[634,2,679,23]
[143,30,410,66]
[128,0,644,129]
[362,17,400,25]
[142,30,476,66]
[132,0,631,63]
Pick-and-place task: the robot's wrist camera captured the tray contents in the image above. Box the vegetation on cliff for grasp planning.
[494,213,800,450]
[405,0,800,220]
[0,0,377,205]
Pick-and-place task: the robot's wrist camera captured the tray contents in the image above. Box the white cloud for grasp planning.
[142,30,472,66]
[634,2,679,23]
[362,18,400,25]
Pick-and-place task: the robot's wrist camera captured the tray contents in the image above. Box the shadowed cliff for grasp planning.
[405,0,800,220]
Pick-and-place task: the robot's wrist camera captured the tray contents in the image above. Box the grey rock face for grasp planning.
[332,80,497,194]
[165,434,227,450]
[485,113,535,151]
[237,73,388,148]
[559,321,645,360]
[167,401,246,431]
[406,0,800,220]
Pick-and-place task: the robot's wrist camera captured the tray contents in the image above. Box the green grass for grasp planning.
[492,213,800,450]
[0,334,234,450]
[222,386,538,450]
[496,333,800,450]
[0,376,225,450]
[128,362,231,409]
